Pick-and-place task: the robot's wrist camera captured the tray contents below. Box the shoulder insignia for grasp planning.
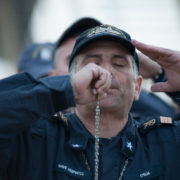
[139,116,173,134]
[143,118,156,129]
[59,112,68,126]
[160,116,172,124]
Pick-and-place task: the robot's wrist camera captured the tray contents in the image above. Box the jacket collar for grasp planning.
[67,113,137,159]
[68,113,93,150]
[119,115,137,159]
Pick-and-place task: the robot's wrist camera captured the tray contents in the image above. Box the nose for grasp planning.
[101,61,111,71]
[101,61,113,76]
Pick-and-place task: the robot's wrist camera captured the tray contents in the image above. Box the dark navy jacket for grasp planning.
[0,72,180,180]
[131,90,176,121]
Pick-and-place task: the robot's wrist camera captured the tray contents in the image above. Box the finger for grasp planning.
[97,76,111,94]
[138,53,161,68]
[151,82,174,92]
[91,87,107,100]
[132,39,171,60]
[98,92,107,100]
[95,71,108,88]
[138,53,162,78]
[95,69,111,89]
[103,73,112,90]
[96,73,111,94]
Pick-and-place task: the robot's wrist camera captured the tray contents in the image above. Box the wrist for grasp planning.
[153,69,166,82]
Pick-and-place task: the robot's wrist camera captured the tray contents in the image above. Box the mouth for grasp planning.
[109,86,117,90]
[106,88,118,94]
[109,80,119,90]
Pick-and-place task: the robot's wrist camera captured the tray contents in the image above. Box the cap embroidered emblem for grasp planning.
[87,24,127,39]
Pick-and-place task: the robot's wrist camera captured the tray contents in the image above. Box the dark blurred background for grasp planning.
[0,0,36,61]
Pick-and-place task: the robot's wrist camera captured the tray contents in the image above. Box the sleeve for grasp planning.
[0,72,75,141]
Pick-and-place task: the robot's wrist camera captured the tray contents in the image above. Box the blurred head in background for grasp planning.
[18,42,54,79]
[50,17,102,76]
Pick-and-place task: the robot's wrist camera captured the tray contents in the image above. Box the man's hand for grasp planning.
[132,39,180,92]
[71,63,112,105]
[138,53,162,78]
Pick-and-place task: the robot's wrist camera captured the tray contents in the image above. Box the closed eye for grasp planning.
[113,63,125,68]
[82,54,102,66]
[112,55,128,68]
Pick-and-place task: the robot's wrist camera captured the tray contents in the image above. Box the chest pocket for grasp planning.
[54,163,91,180]
[124,165,164,180]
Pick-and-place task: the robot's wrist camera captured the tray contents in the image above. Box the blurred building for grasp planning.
[0,57,16,79]
[0,0,37,79]
[0,0,180,79]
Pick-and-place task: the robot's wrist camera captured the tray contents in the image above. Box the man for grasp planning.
[18,42,54,79]
[0,24,180,180]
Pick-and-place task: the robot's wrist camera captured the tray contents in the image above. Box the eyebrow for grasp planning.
[81,53,129,64]
[82,54,102,62]
[112,54,128,62]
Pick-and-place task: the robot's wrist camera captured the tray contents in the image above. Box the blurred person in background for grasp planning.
[49,17,102,76]
[18,42,54,79]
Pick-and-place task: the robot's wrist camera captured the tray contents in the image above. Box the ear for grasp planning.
[134,75,142,101]
[48,69,57,76]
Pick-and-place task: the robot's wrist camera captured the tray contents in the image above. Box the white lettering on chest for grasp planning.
[58,164,67,170]
[58,164,84,176]
[140,171,151,178]
[67,167,84,176]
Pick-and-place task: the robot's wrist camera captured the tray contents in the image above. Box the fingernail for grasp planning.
[92,88,97,95]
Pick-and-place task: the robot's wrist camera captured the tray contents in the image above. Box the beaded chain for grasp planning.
[94,96,100,180]
[82,90,129,180]
[94,96,129,180]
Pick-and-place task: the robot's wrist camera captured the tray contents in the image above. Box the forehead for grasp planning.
[78,39,131,55]
[58,37,77,53]
[55,37,77,64]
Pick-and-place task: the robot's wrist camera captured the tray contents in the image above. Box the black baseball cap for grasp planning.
[55,17,102,49]
[69,24,139,71]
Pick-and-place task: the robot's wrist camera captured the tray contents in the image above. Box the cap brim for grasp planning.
[70,33,135,67]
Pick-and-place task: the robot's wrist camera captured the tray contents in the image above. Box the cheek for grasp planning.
[57,63,69,75]
[119,75,136,96]
[119,71,134,87]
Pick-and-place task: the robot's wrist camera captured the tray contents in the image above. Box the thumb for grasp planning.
[151,82,173,92]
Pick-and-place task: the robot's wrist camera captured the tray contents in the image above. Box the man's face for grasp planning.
[53,37,77,75]
[75,40,142,112]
